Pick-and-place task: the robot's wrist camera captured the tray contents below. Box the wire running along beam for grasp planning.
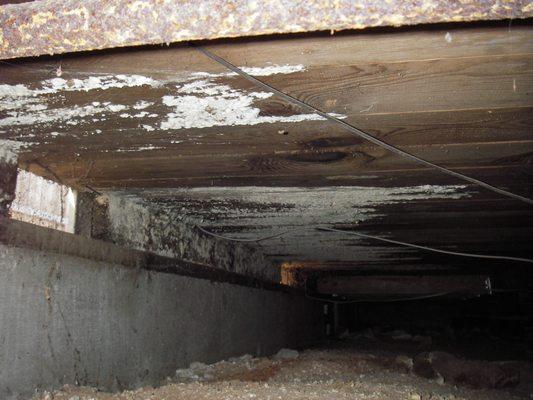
[195,46,533,265]
[196,46,533,206]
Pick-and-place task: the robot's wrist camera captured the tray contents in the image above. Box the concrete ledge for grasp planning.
[0,218,286,291]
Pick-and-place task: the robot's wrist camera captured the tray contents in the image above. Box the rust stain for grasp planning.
[1,0,531,60]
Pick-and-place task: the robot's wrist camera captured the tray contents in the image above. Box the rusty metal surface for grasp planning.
[1,0,531,60]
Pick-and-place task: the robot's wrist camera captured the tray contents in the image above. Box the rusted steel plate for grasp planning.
[1,0,531,60]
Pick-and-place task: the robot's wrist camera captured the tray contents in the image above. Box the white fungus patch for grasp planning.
[0,139,23,163]
[160,77,344,130]
[40,74,161,94]
[140,185,470,231]
[126,184,471,261]
[1,64,336,135]
[107,104,127,113]
[0,103,128,127]
[133,100,154,110]
[0,74,159,128]
[190,64,306,78]
[116,145,163,152]
[141,125,155,132]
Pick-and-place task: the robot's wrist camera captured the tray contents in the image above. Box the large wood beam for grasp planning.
[316,275,492,297]
[2,25,532,193]
[1,0,531,60]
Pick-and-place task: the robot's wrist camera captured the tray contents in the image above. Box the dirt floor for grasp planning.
[33,326,533,400]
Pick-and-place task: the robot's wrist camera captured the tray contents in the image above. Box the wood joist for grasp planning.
[1,23,532,272]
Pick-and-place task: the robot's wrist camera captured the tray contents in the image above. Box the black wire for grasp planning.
[318,227,533,264]
[195,46,533,206]
[197,224,533,264]
[304,279,459,304]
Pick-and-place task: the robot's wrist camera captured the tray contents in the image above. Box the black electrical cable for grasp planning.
[195,45,533,206]
[318,227,533,264]
[197,224,533,264]
[196,225,303,242]
[303,280,459,304]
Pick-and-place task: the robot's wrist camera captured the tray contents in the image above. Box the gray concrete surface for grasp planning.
[0,243,323,400]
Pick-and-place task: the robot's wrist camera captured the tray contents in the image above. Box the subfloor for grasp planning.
[34,327,532,400]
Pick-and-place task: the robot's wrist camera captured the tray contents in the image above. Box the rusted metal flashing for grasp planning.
[1,0,531,60]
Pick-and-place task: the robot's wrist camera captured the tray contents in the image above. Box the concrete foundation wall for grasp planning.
[0,244,323,400]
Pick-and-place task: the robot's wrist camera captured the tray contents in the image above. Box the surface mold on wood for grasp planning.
[0,19,532,285]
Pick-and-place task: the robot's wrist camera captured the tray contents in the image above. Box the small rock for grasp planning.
[414,351,520,389]
[228,354,253,364]
[69,396,80,400]
[190,361,207,370]
[435,373,445,385]
[395,355,414,371]
[175,368,198,381]
[410,393,421,400]
[390,329,412,341]
[273,348,299,360]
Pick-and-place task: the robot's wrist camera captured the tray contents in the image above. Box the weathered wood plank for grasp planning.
[25,140,532,191]
[209,25,533,67]
[1,24,531,273]
[6,107,532,159]
[145,188,533,263]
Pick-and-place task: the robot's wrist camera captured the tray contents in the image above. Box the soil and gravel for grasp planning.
[33,328,533,400]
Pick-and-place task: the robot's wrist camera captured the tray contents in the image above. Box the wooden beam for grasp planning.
[2,25,531,192]
[316,275,491,296]
[2,1,531,59]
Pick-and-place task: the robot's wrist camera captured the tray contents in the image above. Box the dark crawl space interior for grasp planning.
[1,1,532,399]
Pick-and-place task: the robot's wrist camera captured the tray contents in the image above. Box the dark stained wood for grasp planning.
[316,275,491,296]
[0,26,529,193]
[22,140,532,193]
[1,24,532,274]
